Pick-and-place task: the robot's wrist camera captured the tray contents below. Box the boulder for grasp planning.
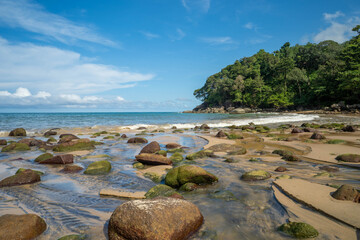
[186,150,214,160]
[144,184,181,199]
[332,184,360,202]
[165,143,181,149]
[84,160,111,175]
[282,155,301,162]
[200,124,210,130]
[16,168,43,176]
[9,128,26,136]
[135,153,172,165]
[1,143,30,152]
[44,130,57,137]
[140,141,160,154]
[230,108,246,114]
[18,138,45,147]
[60,165,84,173]
[165,165,218,188]
[127,137,148,144]
[303,127,315,132]
[58,134,80,144]
[342,125,357,132]
[335,154,360,163]
[53,139,95,152]
[291,128,303,133]
[0,139,7,145]
[108,198,203,240]
[0,169,41,187]
[39,154,74,164]
[215,130,227,138]
[35,153,53,162]
[319,166,339,172]
[0,214,46,239]
[310,132,326,140]
[59,133,78,139]
[272,149,292,157]
[241,170,271,181]
[275,166,288,172]
[120,134,127,138]
[169,152,183,163]
[278,222,318,239]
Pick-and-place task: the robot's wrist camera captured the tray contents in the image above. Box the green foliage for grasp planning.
[194,28,360,109]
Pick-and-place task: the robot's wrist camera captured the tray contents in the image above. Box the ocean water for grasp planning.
[0,112,322,132]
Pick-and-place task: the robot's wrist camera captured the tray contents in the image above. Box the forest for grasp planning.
[194,25,360,110]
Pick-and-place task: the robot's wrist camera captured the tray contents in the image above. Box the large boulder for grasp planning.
[84,160,111,175]
[215,130,227,138]
[332,184,360,202]
[140,141,160,154]
[9,128,26,137]
[0,139,7,145]
[241,170,271,181]
[165,165,218,188]
[135,153,172,165]
[200,124,210,130]
[53,139,95,152]
[0,169,41,187]
[278,222,318,239]
[108,198,203,240]
[1,143,30,152]
[291,128,303,133]
[335,154,360,163]
[127,137,148,144]
[35,153,53,162]
[0,214,46,239]
[39,154,74,164]
[166,143,181,149]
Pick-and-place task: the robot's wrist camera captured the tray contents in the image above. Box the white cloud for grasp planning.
[140,31,160,40]
[244,22,256,30]
[181,0,210,13]
[324,11,344,21]
[201,37,234,45]
[60,94,104,104]
[0,0,114,46]
[13,87,31,98]
[35,91,51,99]
[0,36,154,95]
[0,90,11,96]
[116,96,125,101]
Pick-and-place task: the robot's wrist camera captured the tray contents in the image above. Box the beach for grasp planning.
[0,112,359,239]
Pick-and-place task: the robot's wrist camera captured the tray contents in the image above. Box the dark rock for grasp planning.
[310,132,326,140]
[275,166,288,172]
[200,124,210,130]
[0,139,6,145]
[84,160,111,175]
[303,127,315,132]
[332,184,360,202]
[60,165,84,173]
[58,134,80,144]
[108,198,203,240]
[272,149,293,157]
[39,154,74,164]
[171,126,177,129]
[291,128,304,133]
[44,130,57,137]
[278,222,318,239]
[215,130,227,138]
[0,169,41,187]
[241,170,271,181]
[9,128,26,136]
[335,154,360,163]
[135,153,172,165]
[319,166,339,172]
[127,137,148,144]
[342,125,357,132]
[137,127,147,130]
[140,141,160,154]
[120,134,127,138]
[166,143,182,149]
[18,138,45,147]
[59,133,78,139]
[0,214,46,239]
[282,155,301,162]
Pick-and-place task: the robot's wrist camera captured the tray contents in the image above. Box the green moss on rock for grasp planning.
[35,153,53,162]
[278,222,318,239]
[155,150,167,157]
[335,154,360,163]
[84,160,111,175]
[1,143,30,152]
[53,141,95,152]
[145,184,178,199]
[186,150,214,160]
[133,162,145,169]
[241,170,271,181]
[144,172,163,183]
[16,168,44,176]
[179,182,198,191]
[170,152,183,163]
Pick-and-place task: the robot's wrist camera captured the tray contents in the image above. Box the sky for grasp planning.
[0,0,359,112]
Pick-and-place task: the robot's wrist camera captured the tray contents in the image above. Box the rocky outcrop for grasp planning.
[9,128,26,136]
[140,141,160,154]
[108,197,203,240]
[332,184,360,202]
[39,154,74,164]
[335,154,360,163]
[0,169,41,187]
[135,153,172,165]
[127,137,148,144]
[0,214,46,239]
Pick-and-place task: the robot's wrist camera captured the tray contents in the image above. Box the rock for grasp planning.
[342,125,357,132]
[84,160,111,175]
[108,198,203,240]
[171,126,177,129]
[60,165,84,173]
[208,143,246,154]
[186,150,214,160]
[278,222,318,239]
[9,128,26,136]
[200,124,210,130]
[44,130,57,137]
[135,153,172,165]
[179,183,198,192]
[275,166,288,172]
[209,190,237,201]
[272,149,292,157]
[35,153,53,162]
[215,130,227,138]
[137,127,147,130]
[133,162,145,169]
[59,133,78,139]
[53,139,95,152]
[319,166,339,172]
[145,184,181,199]
[1,142,30,152]
[165,164,218,188]
[140,141,160,154]
[144,172,163,183]
[57,234,87,240]
[39,154,74,164]
[230,108,246,114]
[332,184,360,202]
[0,214,46,239]
[0,169,41,187]
[310,132,326,140]
[303,127,315,132]
[165,143,181,149]
[0,139,7,145]
[155,150,167,157]
[335,154,360,163]
[241,170,271,181]
[282,155,301,162]
[120,134,127,138]
[16,168,43,176]
[291,128,303,133]
[167,148,185,153]
[276,175,291,179]
[127,137,148,144]
[18,138,45,147]
[47,137,57,143]
[170,152,183,163]
[58,134,80,144]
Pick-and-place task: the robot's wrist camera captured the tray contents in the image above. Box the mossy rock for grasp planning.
[272,149,292,157]
[326,139,346,144]
[241,170,271,181]
[144,172,163,183]
[172,129,184,133]
[81,154,111,160]
[1,143,30,152]
[313,172,333,178]
[276,174,291,180]
[9,128,26,136]
[249,158,261,162]
[53,142,95,152]
[47,137,57,143]
[226,132,244,139]
[133,162,145,169]
[170,152,183,163]
[165,164,218,188]
[223,158,240,163]
[58,234,87,240]
[179,182,198,192]
[145,184,179,199]
[186,150,214,160]
[209,190,237,201]
[16,168,44,176]
[35,153,53,162]
[282,155,301,162]
[167,148,185,153]
[103,136,115,140]
[84,160,111,175]
[278,222,318,239]
[335,154,360,163]
[155,150,167,157]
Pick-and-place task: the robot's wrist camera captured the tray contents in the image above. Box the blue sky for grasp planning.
[0,0,359,112]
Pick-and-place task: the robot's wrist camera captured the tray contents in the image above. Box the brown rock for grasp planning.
[9,128,26,137]
[137,127,147,130]
[140,141,160,154]
[60,165,83,173]
[310,132,326,140]
[39,154,74,164]
[58,134,79,144]
[135,153,172,165]
[291,128,304,133]
[127,137,148,144]
[275,166,288,172]
[121,134,127,138]
[0,139,6,145]
[166,143,182,149]
[44,130,57,137]
[59,133,79,139]
[332,184,360,203]
[215,130,227,138]
[319,166,339,172]
[0,169,41,187]
[200,124,210,130]
[18,138,45,147]
[108,197,203,240]
[342,125,357,132]
[303,127,315,132]
[0,214,46,240]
